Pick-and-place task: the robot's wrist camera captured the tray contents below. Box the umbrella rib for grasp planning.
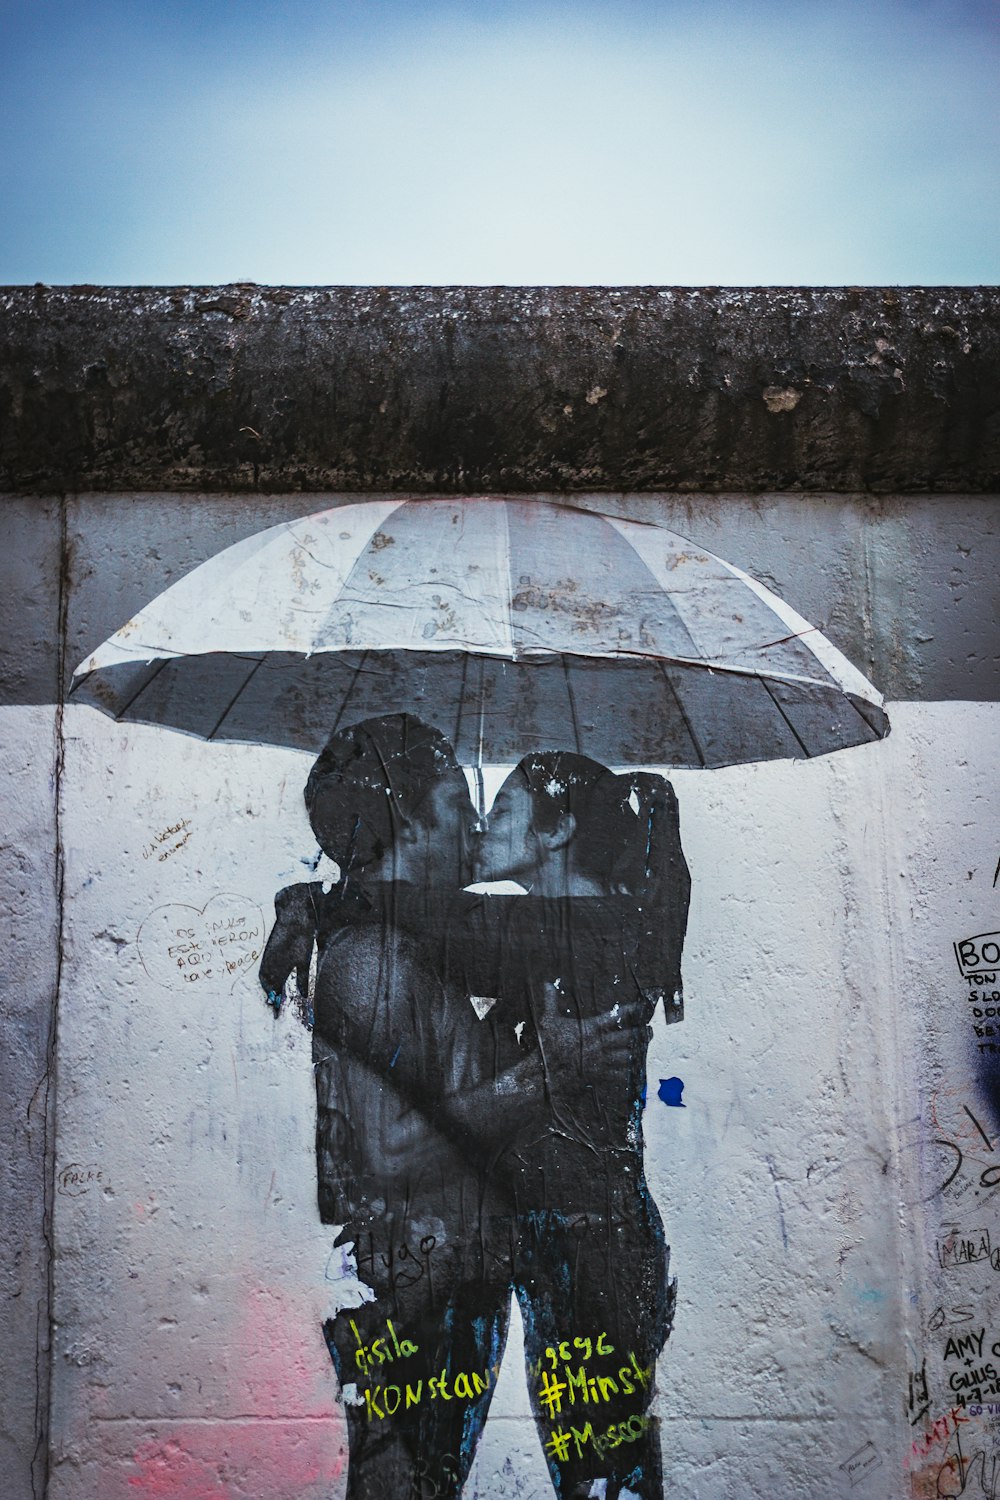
[455,651,488,768]
[456,649,472,754]
[457,653,487,819]
[500,498,516,658]
[657,664,707,769]
[759,678,810,758]
[848,693,888,739]
[108,657,173,721]
[206,656,267,741]
[475,656,486,770]
[327,652,371,741]
[560,655,583,753]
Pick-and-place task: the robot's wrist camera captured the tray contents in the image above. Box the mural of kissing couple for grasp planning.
[68,498,891,1497]
[258,713,691,1500]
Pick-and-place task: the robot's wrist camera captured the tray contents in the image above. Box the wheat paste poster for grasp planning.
[54,498,897,1500]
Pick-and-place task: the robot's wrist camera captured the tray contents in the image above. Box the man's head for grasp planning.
[305,714,476,888]
[475,751,635,895]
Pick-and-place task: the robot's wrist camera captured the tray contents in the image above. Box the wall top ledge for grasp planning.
[1,285,997,494]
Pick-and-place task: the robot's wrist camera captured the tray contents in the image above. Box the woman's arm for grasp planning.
[627,773,691,1013]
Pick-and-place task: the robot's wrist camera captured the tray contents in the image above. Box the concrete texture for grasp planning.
[1,286,998,495]
[0,492,996,713]
[1,286,998,1499]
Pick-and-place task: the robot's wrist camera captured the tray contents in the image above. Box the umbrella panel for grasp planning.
[764,677,886,759]
[71,651,888,768]
[469,657,704,767]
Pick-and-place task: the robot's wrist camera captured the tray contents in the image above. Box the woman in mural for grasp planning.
[260,719,689,1500]
[440,753,688,1500]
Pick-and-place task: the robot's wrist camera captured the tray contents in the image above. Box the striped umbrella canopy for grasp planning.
[71,498,889,767]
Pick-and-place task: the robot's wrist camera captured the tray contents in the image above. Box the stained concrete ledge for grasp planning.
[1,286,998,494]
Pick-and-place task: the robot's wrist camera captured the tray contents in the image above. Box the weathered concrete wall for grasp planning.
[1,287,998,494]
[1,288,997,1500]
[0,500,63,1500]
[2,492,997,714]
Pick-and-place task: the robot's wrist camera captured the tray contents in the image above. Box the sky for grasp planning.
[1,0,997,285]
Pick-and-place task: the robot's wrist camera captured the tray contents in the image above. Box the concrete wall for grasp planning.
[1,289,998,1500]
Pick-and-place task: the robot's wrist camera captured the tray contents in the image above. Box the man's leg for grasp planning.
[324,1210,513,1500]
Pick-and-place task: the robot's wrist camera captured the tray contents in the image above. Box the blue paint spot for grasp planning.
[389,1045,401,1068]
[657,1077,685,1107]
[266,989,283,1017]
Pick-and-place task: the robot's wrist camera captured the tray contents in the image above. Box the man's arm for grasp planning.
[259,881,324,1011]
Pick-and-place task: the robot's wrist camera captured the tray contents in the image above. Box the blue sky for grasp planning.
[1,0,997,284]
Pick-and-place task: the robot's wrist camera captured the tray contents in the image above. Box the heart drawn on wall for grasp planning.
[137,892,266,992]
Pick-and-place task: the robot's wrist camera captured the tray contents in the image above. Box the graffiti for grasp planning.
[949,943,1000,1055]
[56,497,898,1497]
[141,818,193,862]
[932,1421,1000,1499]
[410,1453,463,1500]
[137,894,264,990]
[264,716,686,1497]
[917,1095,1000,1206]
[839,1439,882,1486]
[350,1316,420,1374]
[910,1406,971,1462]
[948,1367,1000,1404]
[342,1315,504,1427]
[356,1363,504,1422]
[966,980,1000,1052]
[534,1352,654,1420]
[942,1330,1000,1406]
[352,1230,440,1295]
[545,1414,651,1466]
[956,937,1000,979]
[540,1333,617,1367]
[534,1339,656,1472]
[932,1308,979,1330]
[911,1359,932,1425]
[938,1230,993,1270]
[56,1162,105,1197]
[942,1331,1000,1364]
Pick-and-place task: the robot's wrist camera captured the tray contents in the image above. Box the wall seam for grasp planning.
[873,709,926,1454]
[31,493,68,1500]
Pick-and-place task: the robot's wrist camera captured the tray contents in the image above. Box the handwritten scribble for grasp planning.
[137,893,264,991]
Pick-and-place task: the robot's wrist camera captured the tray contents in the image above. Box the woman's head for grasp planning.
[475,751,637,893]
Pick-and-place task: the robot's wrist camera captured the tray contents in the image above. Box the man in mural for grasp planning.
[286,713,516,1500]
[260,717,688,1500]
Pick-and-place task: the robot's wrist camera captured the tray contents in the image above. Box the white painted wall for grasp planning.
[3,495,998,1499]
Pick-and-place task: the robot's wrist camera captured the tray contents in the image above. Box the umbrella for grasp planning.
[70,498,888,767]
